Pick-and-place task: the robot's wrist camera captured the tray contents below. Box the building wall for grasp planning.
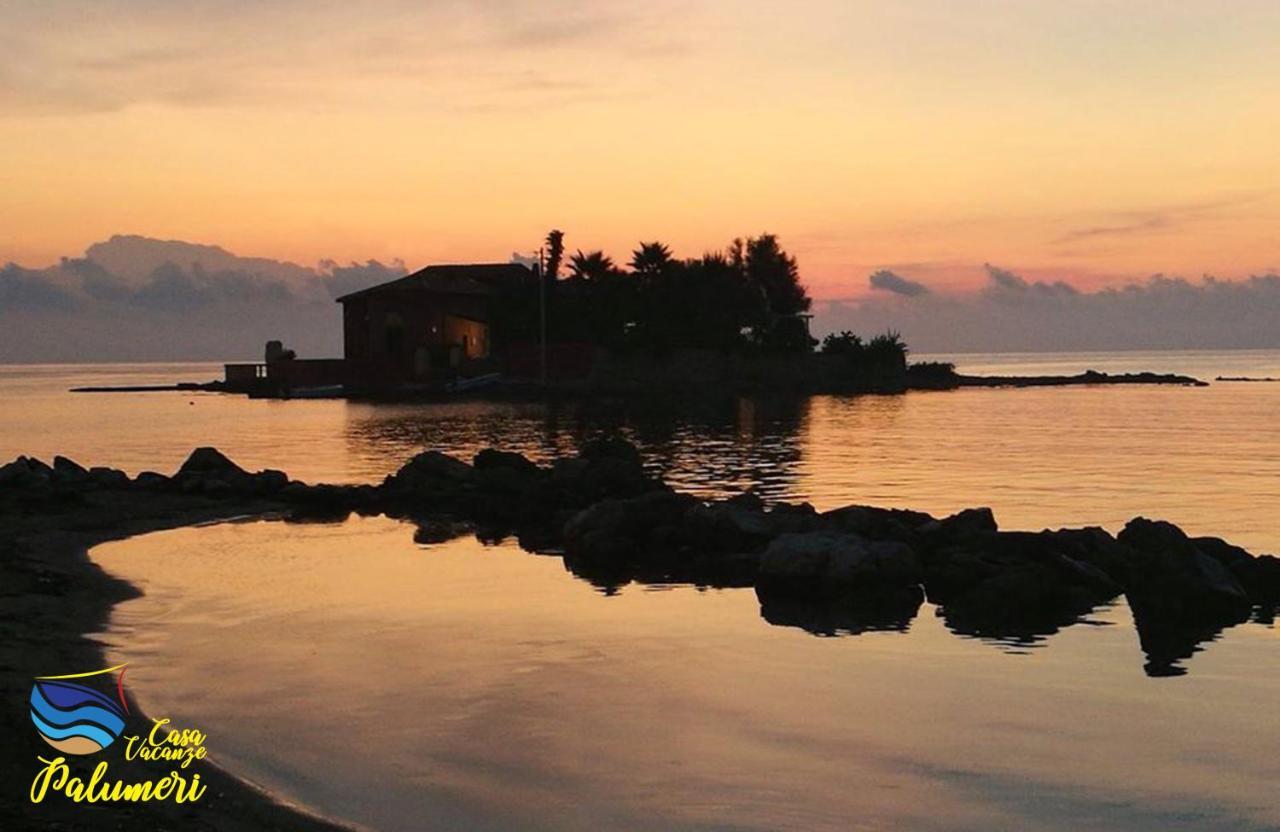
[341,289,492,389]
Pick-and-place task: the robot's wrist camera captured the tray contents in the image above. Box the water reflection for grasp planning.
[93,515,1280,832]
[342,395,811,501]
[357,512,1245,677]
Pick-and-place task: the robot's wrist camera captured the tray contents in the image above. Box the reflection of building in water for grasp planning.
[343,396,812,504]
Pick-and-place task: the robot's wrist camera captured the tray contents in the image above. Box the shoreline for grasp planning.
[0,492,349,831]
[4,439,1277,826]
[67,367,1209,398]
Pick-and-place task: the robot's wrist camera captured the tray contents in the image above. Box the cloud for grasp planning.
[319,259,409,299]
[983,264,1028,291]
[0,1,689,115]
[1052,193,1269,247]
[0,236,407,361]
[0,264,78,310]
[818,266,1280,352]
[868,269,930,297]
[982,263,1078,297]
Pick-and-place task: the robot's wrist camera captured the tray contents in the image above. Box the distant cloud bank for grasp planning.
[3,235,1279,361]
[820,265,1280,353]
[0,236,405,362]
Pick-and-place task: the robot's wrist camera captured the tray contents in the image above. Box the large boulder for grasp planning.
[51,455,89,483]
[579,436,642,465]
[681,502,779,552]
[87,466,130,489]
[1187,535,1280,601]
[474,448,541,477]
[386,450,474,492]
[758,532,921,596]
[819,504,936,543]
[928,507,998,539]
[564,491,698,562]
[177,447,247,478]
[132,471,172,491]
[473,449,542,493]
[552,441,656,503]
[1116,518,1251,675]
[923,529,1123,641]
[1117,518,1251,622]
[0,456,53,489]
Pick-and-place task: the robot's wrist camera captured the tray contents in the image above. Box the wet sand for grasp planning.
[0,490,346,831]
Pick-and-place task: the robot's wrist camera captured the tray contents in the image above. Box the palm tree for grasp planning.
[544,229,565,281]
[568,250,617,281]
[629,241,674,277]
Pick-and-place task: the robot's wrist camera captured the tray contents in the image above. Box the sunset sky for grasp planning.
[2,0,1278,301]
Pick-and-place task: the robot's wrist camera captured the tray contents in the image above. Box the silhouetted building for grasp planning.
[336,263,534,390]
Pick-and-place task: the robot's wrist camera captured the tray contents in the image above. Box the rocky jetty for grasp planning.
[3,441,1276,677]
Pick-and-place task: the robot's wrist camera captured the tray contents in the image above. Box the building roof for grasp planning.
[335,263,533,303]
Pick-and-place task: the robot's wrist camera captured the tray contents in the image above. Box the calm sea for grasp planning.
[5,351,1280,831]
[4,350,1278,548]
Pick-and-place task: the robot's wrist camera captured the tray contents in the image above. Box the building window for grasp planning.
[384,312,405,355]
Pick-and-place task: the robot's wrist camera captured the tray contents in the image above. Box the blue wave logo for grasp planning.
[29,665,129,755]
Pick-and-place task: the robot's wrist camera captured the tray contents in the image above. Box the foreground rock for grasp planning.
[3,441,1276,676]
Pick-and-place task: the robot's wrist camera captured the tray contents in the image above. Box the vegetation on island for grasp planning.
[498,230,908,371]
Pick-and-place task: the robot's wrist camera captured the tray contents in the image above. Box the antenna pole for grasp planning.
[538,246,547,388]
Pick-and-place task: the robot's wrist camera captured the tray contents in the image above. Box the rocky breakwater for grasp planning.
[4,439,1278,677]
[557,473,1279,676]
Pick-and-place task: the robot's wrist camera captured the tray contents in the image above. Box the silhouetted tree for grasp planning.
[629,241,675,278]
[544,229,565,281]
[731,234,811,317]
[569,250,619,281]
[821,331,864,355]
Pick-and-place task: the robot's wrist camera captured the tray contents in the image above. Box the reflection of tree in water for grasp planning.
[343,396,810,501]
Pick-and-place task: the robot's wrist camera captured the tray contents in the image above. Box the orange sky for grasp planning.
[2,0,1278,300]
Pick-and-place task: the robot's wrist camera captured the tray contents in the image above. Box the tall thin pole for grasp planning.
[538,246,547,387]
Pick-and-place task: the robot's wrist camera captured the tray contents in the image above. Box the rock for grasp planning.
[1190,536,1256,568]
[474,449,541,477]
[725,490,765,512]
[1118,521,1254,677]
[177,447,247,478]
[579,436,642,465]
[52,455,89,483]
[1231,554,1280,601]
[939,565,1106,640]
[1038,527,1131,585]
[586,459,654,499]
[132,471,171,491]
[388,451,474,491]
[87,466,130,489]
[564,491,697,561]
[251,469,289,494]
[1189,536,1280,602]
[473,450,542,494]
[281,483,357,521]
[681,502,778,552]
[1117,517,1251,632]
[937,507,998,537]
[758,532,921,596]
[923,530,1122,639]
[0,456,53,489]
[820,504,936,542]
[201,479,234,498]
[555,452,656,502]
